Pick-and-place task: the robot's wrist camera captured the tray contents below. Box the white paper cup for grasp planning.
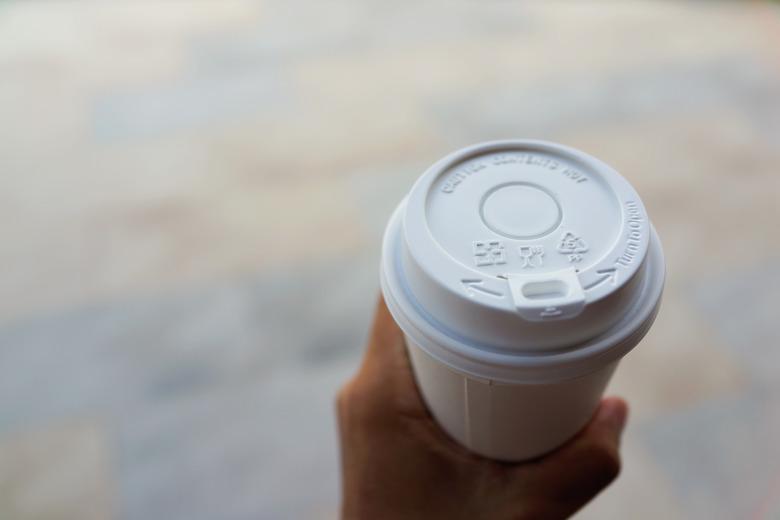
[380,140,665,461]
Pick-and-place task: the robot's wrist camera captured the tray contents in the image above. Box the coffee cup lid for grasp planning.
[381,140,665,381]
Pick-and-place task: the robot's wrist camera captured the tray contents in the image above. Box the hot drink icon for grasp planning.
[517,245,545,268]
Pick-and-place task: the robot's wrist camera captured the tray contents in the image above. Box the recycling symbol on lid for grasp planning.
[557,232,589,263]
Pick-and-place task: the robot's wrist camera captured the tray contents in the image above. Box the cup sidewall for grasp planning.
[404,333,619,461]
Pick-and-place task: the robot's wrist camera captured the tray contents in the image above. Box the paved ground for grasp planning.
[1,2,780,519]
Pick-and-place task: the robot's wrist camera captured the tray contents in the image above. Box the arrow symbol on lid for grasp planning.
[461,279,504,298]
[584,267,618,290]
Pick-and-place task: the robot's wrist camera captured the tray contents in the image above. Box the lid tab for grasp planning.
[506,268,585,322]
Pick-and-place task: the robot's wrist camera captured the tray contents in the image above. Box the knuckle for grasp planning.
[335,383,357,441]
[336,378,373,424]
[336,381,355,414]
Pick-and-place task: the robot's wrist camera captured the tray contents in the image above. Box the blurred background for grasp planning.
[1,1,779,519]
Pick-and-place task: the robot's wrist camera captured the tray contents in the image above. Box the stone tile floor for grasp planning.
[1,2,779,519]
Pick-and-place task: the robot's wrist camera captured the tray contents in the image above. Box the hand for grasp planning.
[336,297,628,520]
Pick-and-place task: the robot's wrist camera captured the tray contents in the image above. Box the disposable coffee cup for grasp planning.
[380,140,665,461]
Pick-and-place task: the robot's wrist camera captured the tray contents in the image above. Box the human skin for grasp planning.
[337,297,628,520]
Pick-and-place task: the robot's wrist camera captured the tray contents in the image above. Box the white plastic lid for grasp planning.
[381,140,665,382]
